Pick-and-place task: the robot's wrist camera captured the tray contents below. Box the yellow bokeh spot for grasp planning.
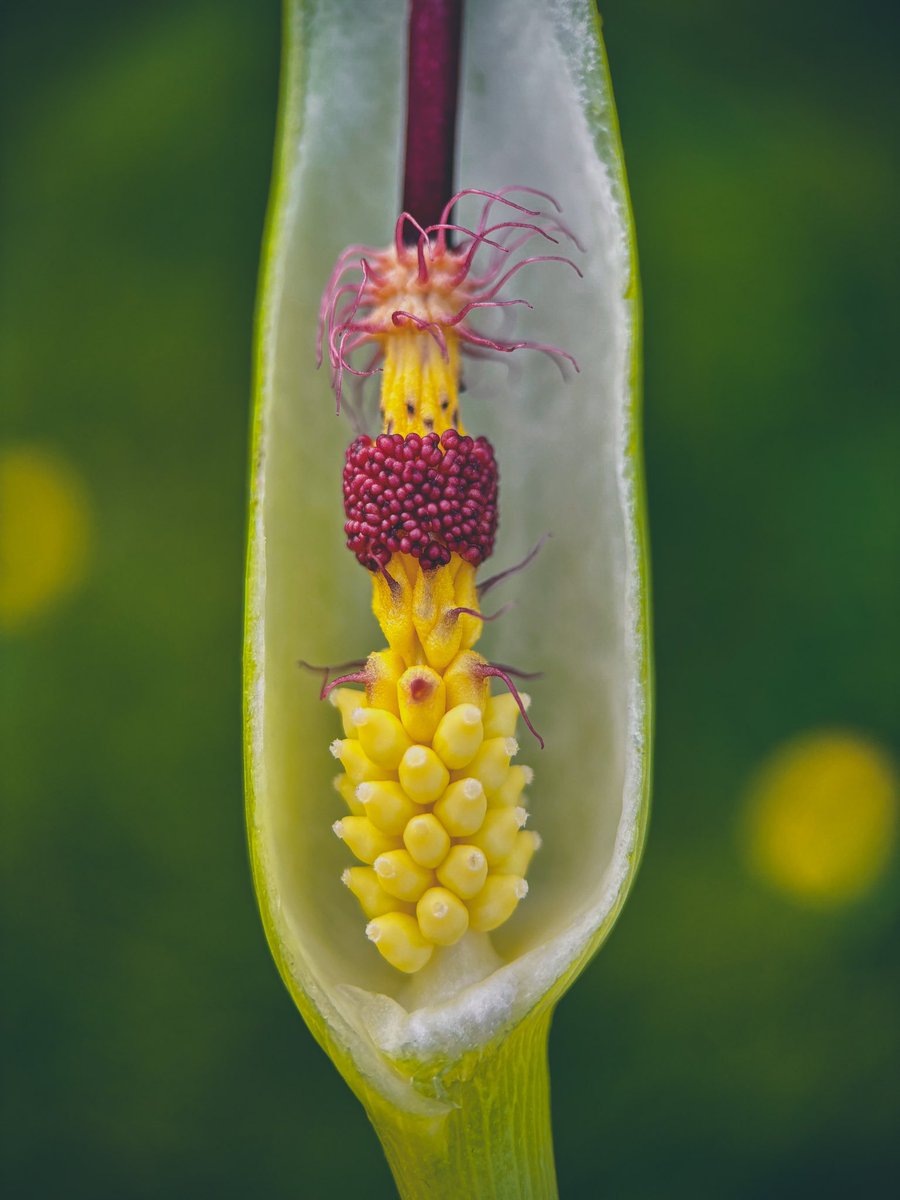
[744,731,898,907]
[0,445,91,631]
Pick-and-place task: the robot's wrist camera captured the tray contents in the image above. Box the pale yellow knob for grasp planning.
[356,780,418,835]
[436,844,489,899]
[498,829,542,877]
[366,912,434,973]
[333,773,365,815]
[403,813,452,869]
[329,738,384,784]
[416,887,470,946]
[482,691,529,739]
[373,849,435,902]
[465,736,518,794]
[467,874,528,933]
[433,777,487,836]
[342,866,413,919]
[488,764,534,809]
[352,706,412,769]
[332,816,400,864]
[468,807,527,865]
[399,744,450,804]
[432,703,485,769]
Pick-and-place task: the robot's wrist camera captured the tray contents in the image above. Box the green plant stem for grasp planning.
[366,1010,558,1200]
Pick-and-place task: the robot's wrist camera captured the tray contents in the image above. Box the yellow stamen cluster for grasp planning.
[331,558,540,974]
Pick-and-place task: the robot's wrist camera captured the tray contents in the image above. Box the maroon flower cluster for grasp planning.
[343,430,499,571]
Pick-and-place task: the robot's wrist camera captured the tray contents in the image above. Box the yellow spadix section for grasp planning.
[399,744,449,805]
[366,912,433,974]
[379,330,462,438]
[332,816,400,864]
[416,887,470,946]
[434,777,487,836]
[433,704,484,769]
[323,295,543,971]
[356,780,418,835]
[374,849,435,902]
[330,552,540,972]
[403,813,452,868]
[342,867,413,919]
[352,705,412,768]
[483,691,530,739]
[468,875,529,933]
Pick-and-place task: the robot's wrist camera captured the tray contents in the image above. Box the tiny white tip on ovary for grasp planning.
[351,707,369,727]
[515,807,528,827]
[332,820,345,839]
[515,879,529,900]
[356,782,374,803]
[341,868,351,886]
[532,832,543,850]
[463,778,483,799]
[329,739,343,759]
[366,921,381,943]
[374,855,395,879]
[522,766,535,785]
[461,704,481,726]
[432,901,449,919]
[406,746,428,766]
[504,738,519,756]
[468,849,486,870]
[520,693,532,710]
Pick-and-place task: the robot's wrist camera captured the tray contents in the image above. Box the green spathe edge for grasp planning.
[244,2,652,1196]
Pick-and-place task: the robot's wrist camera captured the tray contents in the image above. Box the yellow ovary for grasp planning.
[436,844,490,899]
[332,628,540,969]
[356,780,419,835]
[403,812,452,868]
[416,887,470,946]
[332,817,400,865]
[366,912,434,974]
[398,744,450,805]
[351,706,412,768]
[342,867,414,919]
[433,777,487,837]
[433,703,485,769]
[373,849,435,903]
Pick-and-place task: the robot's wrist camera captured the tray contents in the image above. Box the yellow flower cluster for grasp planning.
[330,556,540,973]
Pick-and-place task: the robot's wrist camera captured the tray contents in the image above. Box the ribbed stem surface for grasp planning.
[369,1011,558,1200]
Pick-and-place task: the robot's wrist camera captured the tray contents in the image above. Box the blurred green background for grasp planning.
[2,1,898,1196]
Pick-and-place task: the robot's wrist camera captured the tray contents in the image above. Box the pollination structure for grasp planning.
[322,187,579,974]
[245,2,650,1195]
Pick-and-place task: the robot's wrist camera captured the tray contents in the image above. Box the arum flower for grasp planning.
[245,1,651,1195]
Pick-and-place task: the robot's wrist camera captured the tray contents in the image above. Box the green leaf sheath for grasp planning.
[246,1,648,1195]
